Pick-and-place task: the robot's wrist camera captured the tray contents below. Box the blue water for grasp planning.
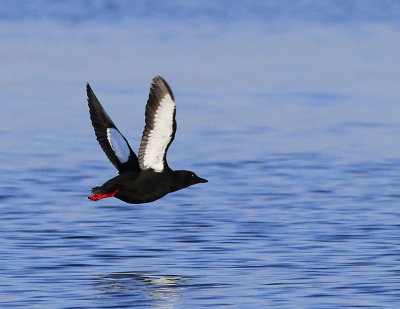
[2,1,400,308]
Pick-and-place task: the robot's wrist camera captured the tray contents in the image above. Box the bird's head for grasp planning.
[172,170,208,191]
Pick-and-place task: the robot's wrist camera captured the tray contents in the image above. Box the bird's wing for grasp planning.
[87,83,140,174]
[138,76,176,172]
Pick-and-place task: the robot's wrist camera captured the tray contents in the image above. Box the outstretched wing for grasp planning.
[138,76,176,172]
[87,83,140,174]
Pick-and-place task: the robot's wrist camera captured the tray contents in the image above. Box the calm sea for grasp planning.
[1,1,400,308]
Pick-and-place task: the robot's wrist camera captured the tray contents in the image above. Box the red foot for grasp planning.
[88,189,120,201]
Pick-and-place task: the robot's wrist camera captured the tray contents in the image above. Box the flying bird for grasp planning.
[87,76,207,204]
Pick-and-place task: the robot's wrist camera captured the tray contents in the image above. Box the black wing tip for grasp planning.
[153,75,166,83]
[86,82,94,95]
[151,76,174,100]
[152,76,169,89]
[86,83,99,108]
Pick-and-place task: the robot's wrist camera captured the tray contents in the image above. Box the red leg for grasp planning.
[88,189,120,201]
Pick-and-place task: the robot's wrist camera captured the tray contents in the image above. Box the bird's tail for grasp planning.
[91,186,103,195]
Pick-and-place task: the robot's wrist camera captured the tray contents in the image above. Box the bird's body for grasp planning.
[87,76,207,204]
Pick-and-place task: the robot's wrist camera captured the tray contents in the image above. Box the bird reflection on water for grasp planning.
[94,271,183,308]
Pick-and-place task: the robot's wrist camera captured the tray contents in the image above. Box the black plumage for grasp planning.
[87,76,207,204]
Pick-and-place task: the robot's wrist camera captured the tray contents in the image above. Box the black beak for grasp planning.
[197,176,208,183]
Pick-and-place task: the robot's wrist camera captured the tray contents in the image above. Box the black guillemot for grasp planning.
[87,76,207,204]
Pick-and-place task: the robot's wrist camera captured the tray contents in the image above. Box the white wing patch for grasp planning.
[107,127,130,163]
[141,93,175,172]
